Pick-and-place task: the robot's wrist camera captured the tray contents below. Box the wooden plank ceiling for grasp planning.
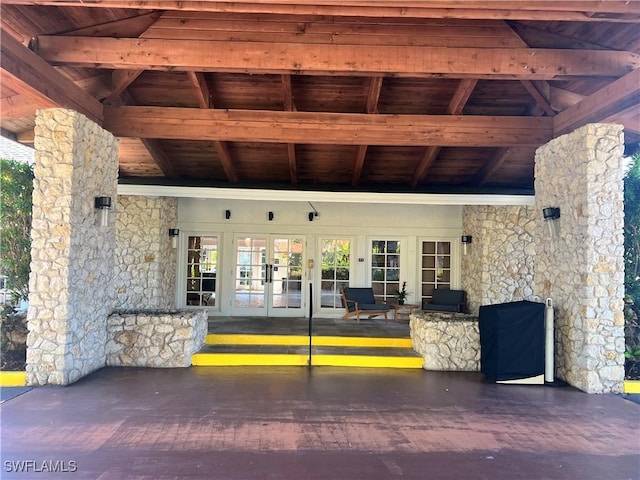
[1,1,639,194]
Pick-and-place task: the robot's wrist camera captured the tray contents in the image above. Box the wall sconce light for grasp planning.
[542,207,561,238]
[169,228,180,248]
[225,209,231,220]
[268,211,274,221]
[94,196,112,227]
[461,235,473,255]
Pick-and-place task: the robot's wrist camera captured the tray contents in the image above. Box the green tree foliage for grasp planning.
[624,153,640,377]
[0,158,34,302]
[625,153,640,303]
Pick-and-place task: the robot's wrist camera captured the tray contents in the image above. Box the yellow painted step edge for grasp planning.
[206,334,412,348]
[0,371,27,387]
[206,334,308,346]
[312,355,423,369]
[624,380,640,394]
[192,353,308,366]
[313,336,412,348]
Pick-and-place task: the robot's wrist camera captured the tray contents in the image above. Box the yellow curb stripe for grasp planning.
[313,336,412,348]
[623,380,640,394]
[0,371,27,387]
[192,353,309,366]
[311,355,423,369]
[206,334,412,348]
[206,334,309,346]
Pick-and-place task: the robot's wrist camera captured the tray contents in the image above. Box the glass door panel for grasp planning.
[234,236,266,309]
[420,240,452,306]
[233,234,305,316]
[185,236,218,307]
[371,239,401,303]
[319,239,351,309]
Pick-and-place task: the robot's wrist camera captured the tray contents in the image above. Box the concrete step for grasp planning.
[206,333,413,348]
[192,343,423,368]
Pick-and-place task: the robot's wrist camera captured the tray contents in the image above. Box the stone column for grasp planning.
[26,109,118,386]
[461,205,536,314]
[114,195,178,310]
[535,123,626,393]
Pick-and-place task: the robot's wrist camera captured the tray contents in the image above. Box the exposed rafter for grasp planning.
[0,30,103,124]
[411,79,478,186]
[554,68,640,137]
[103,106,553,147]
[33,36,640,80]
[3,1,639,22]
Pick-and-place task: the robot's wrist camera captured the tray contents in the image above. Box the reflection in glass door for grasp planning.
[371,239,401,303]
[185,236,218,307]
[320,239,351,309]
[233,235,305,316]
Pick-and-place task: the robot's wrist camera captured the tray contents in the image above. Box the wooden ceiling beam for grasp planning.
[103,106,554,147]
[365,77,383,115]
[0,94,39,118]
[0,30,103,124]
[187,71,212,109]
[34,36,640,80]
[140,138,177,178]
[520,80,556,116]
[213,141,239,184]
[281,74,297,185]
[187,71,239,183]
[554,68,640,137]
[472,148,512,186]
[4,1,639,22]
[411,79,477,186]
[351,77,384,186]
[104,69,144,103]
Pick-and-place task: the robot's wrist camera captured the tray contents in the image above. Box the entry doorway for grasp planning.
[232,235,306,316]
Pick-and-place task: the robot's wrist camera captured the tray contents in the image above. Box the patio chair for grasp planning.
[422,288,466,313]
[341,287,390,323]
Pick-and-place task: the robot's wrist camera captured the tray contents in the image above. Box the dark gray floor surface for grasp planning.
[1,366,639,480]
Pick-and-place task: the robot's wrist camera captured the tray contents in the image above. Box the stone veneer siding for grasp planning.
[410,312,480,371]
[106,310,207,367]
[26,109,118,386]
[535,123,625,394]
[114,196,178,310]
[461,205,536,315]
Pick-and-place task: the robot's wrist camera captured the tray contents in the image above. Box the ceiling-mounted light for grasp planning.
[94,196,112,227]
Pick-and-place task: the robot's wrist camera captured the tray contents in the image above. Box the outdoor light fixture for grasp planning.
[461,235,473,255]
[225,209,231,220]
[94,196,112,227]
[169,228,180,248]
[308,202,319,221]
[542,207,561,238]
[268,211,274,221]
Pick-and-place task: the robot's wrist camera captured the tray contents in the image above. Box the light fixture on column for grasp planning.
[542,207,561,238]
[268,211,274,221]
[94,196,112,227]
[461,235,473,255]
[169,228,180,248]
[225,209,231,220]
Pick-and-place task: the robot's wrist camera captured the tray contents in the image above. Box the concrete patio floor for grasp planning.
[1,366,639,479]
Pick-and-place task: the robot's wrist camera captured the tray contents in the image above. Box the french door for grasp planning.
[232,234,305,316]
